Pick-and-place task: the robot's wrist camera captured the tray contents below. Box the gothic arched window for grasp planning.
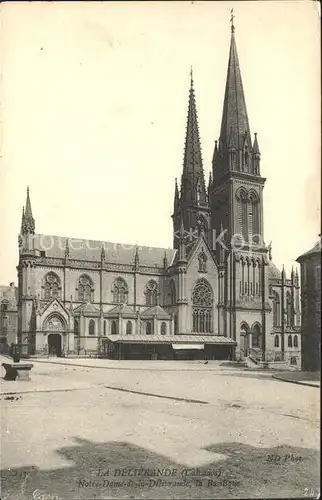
[169,280,176,305]
[161,322,167,335]
[88,319,95,336]
[192,279,213,333]
[288,335,293,348]
[77,275,93,302]
[272,291,280,327]
[43,272,61,300]
[145,280,158,306]
[248,191,260,242]
[126,321,132,335]
[111,320,117,335]
[236,188,248,241]
[198,250,207,273]
[274,335,279,347]
[146,321,153,335]
[294,335,298,348]
[112,278,128,304]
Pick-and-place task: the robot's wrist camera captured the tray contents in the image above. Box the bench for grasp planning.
[2,362,34,381]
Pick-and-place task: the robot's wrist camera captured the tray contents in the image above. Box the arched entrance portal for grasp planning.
[239,322,250,359]
[48,333,62,357]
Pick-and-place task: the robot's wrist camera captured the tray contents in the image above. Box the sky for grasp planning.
[0,1,320,285]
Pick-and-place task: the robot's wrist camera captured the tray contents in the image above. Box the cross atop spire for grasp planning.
[230,8,235,34]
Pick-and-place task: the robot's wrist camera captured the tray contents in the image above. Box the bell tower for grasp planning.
[17,187,37,354]
[209,18,270,355]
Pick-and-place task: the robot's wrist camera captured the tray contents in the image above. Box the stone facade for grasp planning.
[297,240,321,371]
[0,283,18,353]
[16,24,301,363]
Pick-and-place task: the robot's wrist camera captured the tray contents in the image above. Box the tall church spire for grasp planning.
[219,23,251,150]
[212,19,261,180]
[180,68,207,207]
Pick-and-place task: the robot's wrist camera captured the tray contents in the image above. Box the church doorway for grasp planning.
[239,322,250,360]
[48,334,62,357]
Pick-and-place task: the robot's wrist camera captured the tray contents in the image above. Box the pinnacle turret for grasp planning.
[253,133,260,154]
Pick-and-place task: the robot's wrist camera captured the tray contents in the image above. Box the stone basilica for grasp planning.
[17,23,301,363]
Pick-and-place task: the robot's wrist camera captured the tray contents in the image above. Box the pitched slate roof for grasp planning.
[33,234,176,267]
[74,302,100,315]
[141,305,171,320]
[106,304,136,318]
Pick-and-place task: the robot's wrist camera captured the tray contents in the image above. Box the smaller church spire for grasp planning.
[21,187,35,234]
[181,68,207,206]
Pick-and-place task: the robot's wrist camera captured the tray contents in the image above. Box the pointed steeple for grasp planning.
[180,69,207,207]
[21,187,35,234]
[219,24,251,152]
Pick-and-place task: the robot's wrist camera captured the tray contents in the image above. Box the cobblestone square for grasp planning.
[1,359,319,499]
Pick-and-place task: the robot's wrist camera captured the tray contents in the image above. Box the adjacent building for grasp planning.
[0,282,18,353]
[297,240,321,371]
[16,22,301,363]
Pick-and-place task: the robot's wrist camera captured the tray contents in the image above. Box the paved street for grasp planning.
[1,359,320,499]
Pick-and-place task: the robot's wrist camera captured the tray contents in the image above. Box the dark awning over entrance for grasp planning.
[105,334,237,346]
